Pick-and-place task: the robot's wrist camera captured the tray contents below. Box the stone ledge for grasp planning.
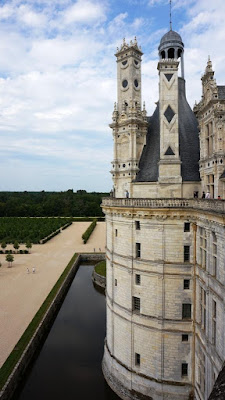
[102,198,225,214]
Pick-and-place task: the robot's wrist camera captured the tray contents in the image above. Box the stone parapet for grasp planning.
[102,198,225,214]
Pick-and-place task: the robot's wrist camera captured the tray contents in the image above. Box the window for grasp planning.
[135,274,141,285]
[212,232,217,277]
[135,220,140,230]
[200,287,206,331]
[184,222,190,232]
[182,304,191,319]
[199,227,207,268]
[135,353,140,366]
[115,279,117,286]
[115,229,118,237]
[182,334,189,342]
[182,363,188,377]
[184,246,190,262]
[198,347,205,395]
[136,243,141,258]
[133,296,140,312]
[212,300,216,345]
[184,279,190,290]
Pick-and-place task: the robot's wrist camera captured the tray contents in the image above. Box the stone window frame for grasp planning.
[199,227,207,269]
[212,299,217,345]
[135,220,140,230]
[133,296,140,313]
[197,346,206,395]
[211,232,217,278]
[200,287,206,331]
[181,363,188,377]
[183,279,190,290]
[136,242,141,258]
[135,352,140,366]
[135,274,141,285]
[184,245,190,262]
[182,303,192,320]
[184,222,190,232]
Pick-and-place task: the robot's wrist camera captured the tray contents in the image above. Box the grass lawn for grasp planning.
[95,260,106,277]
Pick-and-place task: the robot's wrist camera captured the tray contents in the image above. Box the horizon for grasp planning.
[0,0,224,192]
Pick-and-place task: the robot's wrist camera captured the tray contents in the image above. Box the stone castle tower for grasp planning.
[102,28,225,400]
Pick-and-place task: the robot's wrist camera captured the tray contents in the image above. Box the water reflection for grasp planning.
[14,264,120,400]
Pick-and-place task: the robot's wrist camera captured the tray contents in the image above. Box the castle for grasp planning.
[101,28,225,400]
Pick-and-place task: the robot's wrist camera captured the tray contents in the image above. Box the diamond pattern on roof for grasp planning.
[165,146,175,155]
[165,73,173,82]
[164,105,175,123]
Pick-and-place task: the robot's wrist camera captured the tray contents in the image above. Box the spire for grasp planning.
[169,0,172,31]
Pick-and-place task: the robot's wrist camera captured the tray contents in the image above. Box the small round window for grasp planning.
[134,79,138,88]
[134,60,139,65]
[122,79,128,88]
[122,60,127,66]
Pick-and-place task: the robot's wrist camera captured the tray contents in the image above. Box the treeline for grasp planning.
[0,190,109,217]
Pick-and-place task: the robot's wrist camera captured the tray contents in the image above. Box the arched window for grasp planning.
[161,50,165,59]
[178,48,182,59]
[168,48,175,59]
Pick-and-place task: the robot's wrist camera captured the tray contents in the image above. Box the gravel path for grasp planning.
[0,221,106,368]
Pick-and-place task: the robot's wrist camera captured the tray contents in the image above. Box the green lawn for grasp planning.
[95,260,106,277]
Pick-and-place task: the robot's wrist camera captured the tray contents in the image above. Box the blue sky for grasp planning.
[0,0,224,192]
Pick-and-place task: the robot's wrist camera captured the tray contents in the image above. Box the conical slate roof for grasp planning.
[136,78,200,182]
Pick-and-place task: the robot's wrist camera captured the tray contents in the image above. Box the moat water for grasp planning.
[14,264,120,400]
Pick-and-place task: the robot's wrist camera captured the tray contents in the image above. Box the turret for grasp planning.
[110,38,148,198]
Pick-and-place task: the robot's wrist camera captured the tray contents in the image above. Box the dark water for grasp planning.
[14,265,120,400]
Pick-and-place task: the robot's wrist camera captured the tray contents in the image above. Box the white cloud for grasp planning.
[62,0,106,25]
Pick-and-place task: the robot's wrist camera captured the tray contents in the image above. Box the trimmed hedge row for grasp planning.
[41,229,61,244]
[0,250,29,254]
[82,219,97,244]
[0,252,78,391]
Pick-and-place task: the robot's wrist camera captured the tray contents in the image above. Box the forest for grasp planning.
[0,190,108,217]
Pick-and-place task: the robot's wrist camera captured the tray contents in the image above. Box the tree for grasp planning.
[6,254,14,267]
[1,241,7,251]
[13,241,20,252]
[26,241,32,253]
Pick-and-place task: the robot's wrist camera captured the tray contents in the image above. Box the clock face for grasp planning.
[134,79,138,88]
[122,79,128,88]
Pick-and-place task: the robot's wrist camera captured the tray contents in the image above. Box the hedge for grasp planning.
[82,219,97,244]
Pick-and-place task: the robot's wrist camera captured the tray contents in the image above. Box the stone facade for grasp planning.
[194,58,225,199]
[102,32,225,400]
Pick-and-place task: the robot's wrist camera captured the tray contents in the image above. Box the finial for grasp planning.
[114,102,117,111]
[143,101,146,110]
[169,0,172,31]
[134,36,137,44]
[123,38,126,44]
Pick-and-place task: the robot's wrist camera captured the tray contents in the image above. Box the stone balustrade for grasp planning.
[102,197,225,214]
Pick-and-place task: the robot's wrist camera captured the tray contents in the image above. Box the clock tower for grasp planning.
[110,38,148,198]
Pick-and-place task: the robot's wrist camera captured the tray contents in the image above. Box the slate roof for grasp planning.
[136,78,200,182]
[159,30,183,46]
[218,86,225,100]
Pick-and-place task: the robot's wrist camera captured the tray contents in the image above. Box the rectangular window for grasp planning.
[212,232,217,277]
[184,222,190,232]
[184,246,190,262]
[212,300,216,345]
[115,279,117,286]
[182,304,191,319]
[200,287,206,331]
[198,347,206,395]
[135,221,140,230]
[136,243,141,258]
[184,279,190,290]
[199,227,207,268]
[135,353,140,366]
[182,334,189,342]
[115,229,118,237]
[182,363,188,377]
[135,274,141,285]
[133,296,140,312]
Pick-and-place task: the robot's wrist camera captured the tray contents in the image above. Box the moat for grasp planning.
[13,264,120,400]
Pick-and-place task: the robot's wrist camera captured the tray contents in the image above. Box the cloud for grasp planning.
[62,0,107,25]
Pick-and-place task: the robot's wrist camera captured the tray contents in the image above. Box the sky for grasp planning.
[0,0,224,192]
